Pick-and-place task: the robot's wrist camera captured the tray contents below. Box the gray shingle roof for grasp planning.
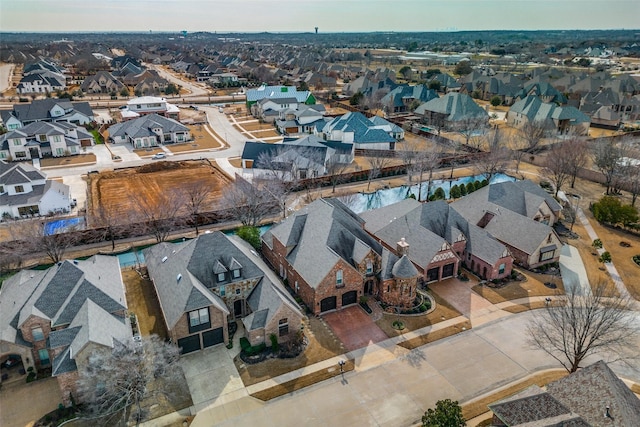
[415,92,488,122]
[322,112,396,144]
[9,99,93,124]
[107,113,188,140]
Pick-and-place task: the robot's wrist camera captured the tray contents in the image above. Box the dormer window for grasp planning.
[217,272,226,282]
[229,257,242,280]
[366,260,373,274]
[214,260,228,282]
[232,269,241,279]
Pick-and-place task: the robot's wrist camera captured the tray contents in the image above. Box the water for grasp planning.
[117,250,145,268]
[44,217,84,235]
[342,173,517,214]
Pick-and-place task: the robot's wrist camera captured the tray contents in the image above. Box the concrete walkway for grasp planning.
[559,244,591,295]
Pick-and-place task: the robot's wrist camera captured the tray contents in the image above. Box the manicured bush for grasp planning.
[599,251,612,263]
[481,179,489,187]
[474,180,482,190]
[466,182,476,194]
[592,238,603,249]
[270,334,279,352]
[239,337,251,352]
[450,185,461,199]
[429,187,446,201]
[459,184,467,196]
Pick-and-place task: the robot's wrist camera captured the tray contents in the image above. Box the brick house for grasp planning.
[453,180,563,269]
[0,256,131,405]
[144,232,303,353]
[361,198,514,282]
[263,198,427,313]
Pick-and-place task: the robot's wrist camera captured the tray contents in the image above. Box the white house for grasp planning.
[0,161,71,218]
[0,99,94,128]
[0,121,93,160]
[121,96,180,120]
[107,113,191,148]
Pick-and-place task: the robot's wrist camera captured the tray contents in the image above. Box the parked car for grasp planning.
[1,355,21,369]
[152,153,166,159]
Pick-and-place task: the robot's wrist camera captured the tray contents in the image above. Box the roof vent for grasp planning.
[177,273,182,282]
[161,256,168,263]
[605,406,612,419]
[73,260,78,265]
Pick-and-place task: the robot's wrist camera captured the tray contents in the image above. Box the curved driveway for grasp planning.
[190,310,640,427]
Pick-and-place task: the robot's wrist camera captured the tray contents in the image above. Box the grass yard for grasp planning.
[166,124,224,153]
[234,316,345,387]
[240,121,275,132]
[471,269,564,304]
[375,292,463,338]
[39,153,96,167]
[250,360,355,401]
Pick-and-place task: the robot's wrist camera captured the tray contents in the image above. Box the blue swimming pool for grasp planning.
[44,217,84,235]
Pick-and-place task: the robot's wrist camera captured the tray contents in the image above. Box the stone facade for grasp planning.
[380,275,417,308]
[57,370,79,406]
[18,315,52,369]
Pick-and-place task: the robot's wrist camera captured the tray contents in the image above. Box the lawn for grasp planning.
[234,316,345,386]
[39,153,96,167]
[471,269,564,304]
[166,124,224,153]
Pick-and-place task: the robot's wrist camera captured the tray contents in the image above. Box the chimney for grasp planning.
[397,238,409,256]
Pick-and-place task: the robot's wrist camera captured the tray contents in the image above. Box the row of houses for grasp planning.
[263,179,563,315]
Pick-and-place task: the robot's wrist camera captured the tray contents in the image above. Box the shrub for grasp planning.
[459,183,467,196]
[269,334,279,352]
[599,251,612,263]
[450,184,461,199]
[592,239,603,249]
[236,225,261,250]
[466,182,476,194]
[474,180,482,190]
[429,187,446,201]
[490,95,502,107]
[26,372,36,383]
[592,196,639,227]
[239,337,251,352]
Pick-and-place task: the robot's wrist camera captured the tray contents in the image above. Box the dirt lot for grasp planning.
[234,316,345,386]
[87,160,232,224]
[40,153,97,167]
[122,267,168,339]
[167,124,225,153]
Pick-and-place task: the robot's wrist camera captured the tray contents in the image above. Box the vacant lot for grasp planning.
[40,153,97,167]
[87,160,232,224]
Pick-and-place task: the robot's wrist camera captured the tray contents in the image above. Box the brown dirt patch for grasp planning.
[134,147,165,157]
[397,320,472,350]
[228,157,243,168]
[167,124,224,153]
[249,129,280,138]
[461,370,568,420]
[502,301,549,314]
[250,359,355,401]
[122,267,168,339]
[40,153,96,167]
[471,269,564,304]
[240,121,275,132]
[375,292,463,338]
[87,160,231,224]
[234,316,345,386]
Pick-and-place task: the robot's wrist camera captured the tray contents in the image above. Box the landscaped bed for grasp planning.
[471,269,564,304]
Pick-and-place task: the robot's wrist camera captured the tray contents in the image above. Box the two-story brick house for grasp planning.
[144,232,303,353]
[0,256,131,405]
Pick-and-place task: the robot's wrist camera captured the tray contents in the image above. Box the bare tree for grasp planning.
[11,219,80,264]
[474,129,509,182]
[133,190,185,243]
[519,119,554,153]
[592,138,626,195]
[93,204,122,251]
[221,175,277,226]
[77,335,182,427]
[544,143,572,196]
[527,283,638,373]
[326,153,352,193]
[564,138,589,188]
[365,154,391,191]
[413,149,442,202]
[456,116,487,148]
[184,180,211,236]
[620,163,640,207]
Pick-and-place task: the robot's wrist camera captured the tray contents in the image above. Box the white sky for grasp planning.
[1,0,639,33]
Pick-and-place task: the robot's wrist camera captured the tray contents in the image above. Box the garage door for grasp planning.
[320,296,337,312]
[426,267,439,282]
[177,335,201,354]
[202,327,224,348]
[442,263,455,279]
[341,290,358,307]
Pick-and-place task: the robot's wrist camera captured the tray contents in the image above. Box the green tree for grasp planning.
[422,399,466,427]
[490,95,502,107]
[349,91,364,106]
[399,66,412,81]
[454,60,472,76]
[298,81,309,91]
[119,87,130,97]
[428,80,442,91]
[459,183,467,196]
[592,196,639,227]
[425,69,441,79]
[429,187,446,201]
[237,225,261,250]
[466,182,476,194]
[450,184,461,199]
[164,83,179,95]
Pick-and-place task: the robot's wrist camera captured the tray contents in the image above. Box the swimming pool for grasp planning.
[44,217,84,235]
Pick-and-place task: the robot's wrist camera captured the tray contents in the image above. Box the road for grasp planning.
[188,310,640,427]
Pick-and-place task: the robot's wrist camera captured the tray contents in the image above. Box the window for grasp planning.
[15,152,27,158]
[188,308,210,332]
[38,348,50,366]
[366,260,373,274]
[279,318,289,337]
[56,148,64,156]
[13,139,21,146]
[336,270,343,287]
[15,185,24,193]
[32,327,44,341]
[235,288,240,295]
[219,285,225,296]
[53,135,61,142]
[540,250,555,262]
[232,269,241,279]
[499,263,506,275]
[217,272,226,282]
[38,134,48,142]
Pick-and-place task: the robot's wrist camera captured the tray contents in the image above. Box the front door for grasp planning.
[29,147,39,158]
[364,279,375,295]
[234,300,243,318]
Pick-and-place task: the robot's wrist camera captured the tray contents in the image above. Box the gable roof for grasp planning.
[8,99,94,124]
[264,198,382,288]
[322,112,396,144]
[246,85,312,103]
[107,113,188,140]
[415,92,488,122]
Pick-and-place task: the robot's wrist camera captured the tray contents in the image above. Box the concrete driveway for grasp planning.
[0,377,62,427]
[323,305,388,351]
[179,343,246,413]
